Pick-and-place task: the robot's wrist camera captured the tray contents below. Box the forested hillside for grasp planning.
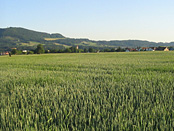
[0,27,174,51]
[0,27,65,51]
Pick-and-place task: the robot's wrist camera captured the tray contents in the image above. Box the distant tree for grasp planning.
[110,48,115,52]
[28,51,34,54]
[35,44,45,54]
[99,49,104,52]
[44,50,49,53]
[84,48,87,53]
[78,49,83,53]
[11,49,17,55]
[88,47,94,53]
[116,47,124,52]
[70,47,78,53]
[104,49,110,52]
[64,48,71,53]
[17,50,22,55]
[116,47,122,52]
[50,49,58,53]
[57,49,63,53]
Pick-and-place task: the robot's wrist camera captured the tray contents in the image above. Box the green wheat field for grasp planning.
[0,52,174,130]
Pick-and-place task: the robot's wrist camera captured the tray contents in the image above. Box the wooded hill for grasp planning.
[0,27,174,51]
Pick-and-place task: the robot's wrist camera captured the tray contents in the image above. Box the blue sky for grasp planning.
[1,0,174,42]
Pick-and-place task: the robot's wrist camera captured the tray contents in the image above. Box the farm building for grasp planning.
[0,52,9,55]
[149,47,156,51]
[76,45,79,50]
[155,47,169,51]
[138,47,148,51]
[22,50,27,53]
[125,48,137,52]
[138,47,156,51]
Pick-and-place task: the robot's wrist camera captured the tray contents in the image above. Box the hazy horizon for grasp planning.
[1,0,174,42]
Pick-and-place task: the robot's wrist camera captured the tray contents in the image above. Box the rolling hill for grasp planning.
[0,27,174,51]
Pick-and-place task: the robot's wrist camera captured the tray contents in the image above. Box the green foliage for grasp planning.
[35,44,45,54]
[11,49,17,54]
[0,52,174,130]
[28,51,34,54]
[64,48,71,53]
[69,46,78,53]
[116,47,125,52]
[88,47,94,52]
[16,50,22,55]
[104,48,111,52]
[84,48,88,53]
[110,48,115,52]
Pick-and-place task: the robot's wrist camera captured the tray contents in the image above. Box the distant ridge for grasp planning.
[0,27,65,41]
[0,27,174,51]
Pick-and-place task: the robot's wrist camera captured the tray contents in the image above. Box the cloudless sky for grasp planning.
[1,0,174,42]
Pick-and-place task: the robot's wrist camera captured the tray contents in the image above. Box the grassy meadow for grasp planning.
[0,52,174,130]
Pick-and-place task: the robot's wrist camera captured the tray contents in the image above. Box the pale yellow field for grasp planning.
[54,43,71,48]
[44,38,65,41]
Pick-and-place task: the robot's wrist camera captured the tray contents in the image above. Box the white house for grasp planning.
[22,50,27,53]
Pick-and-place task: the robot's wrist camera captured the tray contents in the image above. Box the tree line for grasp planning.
[11,44,125,55]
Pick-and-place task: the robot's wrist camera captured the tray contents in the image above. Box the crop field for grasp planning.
[0,52,174,130]
[54,43,71,48]
[44,38,65,41]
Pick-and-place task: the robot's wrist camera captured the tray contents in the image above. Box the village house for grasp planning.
[125,48,137,52]
[138,47,156,51]
[22,50,27,53]
[0,51,9,55]
[138,47,149,51]
[126,46,171,52]
[5,52,9,55]
[149,47,156,51]
[76,45,79,50]
[125,48,131,52]
[155,47,169,51]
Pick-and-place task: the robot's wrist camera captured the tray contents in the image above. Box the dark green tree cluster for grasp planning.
[35,44,45,54]
[47,47,97,53]
[100,47,125,52]
[39,46,125,54]
[11,49,23,55]
[10,44,45,55]
[11,49,34,55]
[9,44,126,56]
